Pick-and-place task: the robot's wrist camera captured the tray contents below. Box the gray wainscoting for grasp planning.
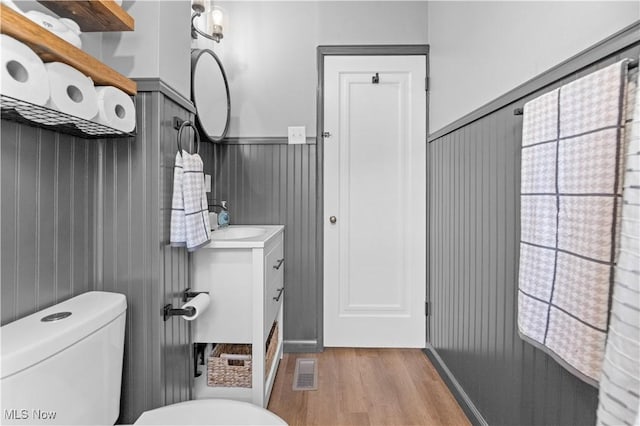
[1,87,197,424]
[1,124,98,324]
[98,91,195,423]
[210,142,319,348]
[428,43,640,425]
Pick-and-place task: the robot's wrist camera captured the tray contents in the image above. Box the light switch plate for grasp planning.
[288,126,306,144]
[205,174,211,192]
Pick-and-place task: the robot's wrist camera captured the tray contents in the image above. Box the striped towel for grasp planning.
[170,151,211,251]
[597,63,640,426]
[517,60,630,387]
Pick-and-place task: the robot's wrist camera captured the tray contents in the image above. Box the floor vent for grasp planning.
[292,358,318,391]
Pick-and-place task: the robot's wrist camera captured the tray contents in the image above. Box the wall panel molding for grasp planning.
[428,43,640,425]
[221,137,316,145]
[1,124,96,324]
[210,143,318,346]
[99,91,193,423]
[1,89,195,423]
[136,77,195,113]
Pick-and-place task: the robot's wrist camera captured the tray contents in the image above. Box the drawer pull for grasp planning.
[273,287,284,302]
[273,258,285,270]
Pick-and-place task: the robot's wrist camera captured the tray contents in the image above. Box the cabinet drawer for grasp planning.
[265,236,284,286]
[264,269,283,338]
[264,237,284,337]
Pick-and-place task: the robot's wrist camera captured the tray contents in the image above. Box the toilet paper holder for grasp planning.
[183,288,209,302]
[161,288,209,321]
[162,304,195,321]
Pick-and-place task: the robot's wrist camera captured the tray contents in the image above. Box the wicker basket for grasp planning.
[265,321,279,378]
[207,321,279,388]
[207,344,252,388]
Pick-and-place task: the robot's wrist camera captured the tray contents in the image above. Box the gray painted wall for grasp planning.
[427,1,639,133]
[211,1,429,137]
[101,1,192,99]
[1,124,98,324]
[210,142,318,347]
[1,89,197,424]
[428,42,640,425]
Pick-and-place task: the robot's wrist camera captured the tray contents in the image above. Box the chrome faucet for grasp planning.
[210,200,228,212]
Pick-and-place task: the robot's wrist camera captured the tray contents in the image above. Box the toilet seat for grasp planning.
[134,399,287,425]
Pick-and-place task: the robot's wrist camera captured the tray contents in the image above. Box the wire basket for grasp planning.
[1,94,136,139]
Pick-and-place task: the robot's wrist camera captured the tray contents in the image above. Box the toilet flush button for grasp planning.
[41,311,72,322]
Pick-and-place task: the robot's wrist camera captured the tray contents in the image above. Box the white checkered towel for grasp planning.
[518,60,630,387]
[170,151,211,251]
[597,63,640,426]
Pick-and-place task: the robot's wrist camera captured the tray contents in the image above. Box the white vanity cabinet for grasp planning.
[191,225,284,408]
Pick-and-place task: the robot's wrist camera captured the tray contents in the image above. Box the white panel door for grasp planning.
[323,55,426,347]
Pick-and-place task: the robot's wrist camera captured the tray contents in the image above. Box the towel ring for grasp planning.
[176,120,201,157]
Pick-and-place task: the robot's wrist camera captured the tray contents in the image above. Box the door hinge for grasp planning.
[322,131,332,138]
[425,77,430,92]
[425,301,430,316]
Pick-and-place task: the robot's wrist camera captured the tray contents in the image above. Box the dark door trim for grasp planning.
[316,45,430,351]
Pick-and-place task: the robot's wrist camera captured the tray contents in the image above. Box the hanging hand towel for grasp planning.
[597,63,640,426]
[518,60,630,387]
[170,151,211,251]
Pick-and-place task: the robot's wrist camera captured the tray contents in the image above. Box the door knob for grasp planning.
[329,216,337,224]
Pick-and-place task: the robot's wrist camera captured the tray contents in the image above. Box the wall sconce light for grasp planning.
[191,0,224,43]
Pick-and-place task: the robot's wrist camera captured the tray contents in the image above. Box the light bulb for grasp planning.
[212,9,223,26]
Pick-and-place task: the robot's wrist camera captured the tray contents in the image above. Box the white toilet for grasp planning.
[134,399,286,425]
[1,291,127,425]
[0,291,286,426]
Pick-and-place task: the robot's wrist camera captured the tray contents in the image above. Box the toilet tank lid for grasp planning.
[1,291,126,379]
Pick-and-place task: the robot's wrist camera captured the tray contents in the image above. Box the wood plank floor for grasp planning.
[267,348,470,426]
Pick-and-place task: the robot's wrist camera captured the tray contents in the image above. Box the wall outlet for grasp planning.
[205,174,211,192]
[288,126,306,144]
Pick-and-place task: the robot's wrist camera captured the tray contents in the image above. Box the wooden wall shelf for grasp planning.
[37,0,134,32]
[0,4,136,95]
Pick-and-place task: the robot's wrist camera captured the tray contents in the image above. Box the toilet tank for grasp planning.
[1,291,126,425]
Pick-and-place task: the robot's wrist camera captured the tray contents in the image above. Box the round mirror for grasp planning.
[191,49,230,142]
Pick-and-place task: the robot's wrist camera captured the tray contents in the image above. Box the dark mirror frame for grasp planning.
[190,48,231,142]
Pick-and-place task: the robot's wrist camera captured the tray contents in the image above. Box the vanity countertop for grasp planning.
[201,225,284,249]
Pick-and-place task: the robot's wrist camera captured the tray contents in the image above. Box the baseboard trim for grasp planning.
[284,340,322,353]
[423,345,488,426]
